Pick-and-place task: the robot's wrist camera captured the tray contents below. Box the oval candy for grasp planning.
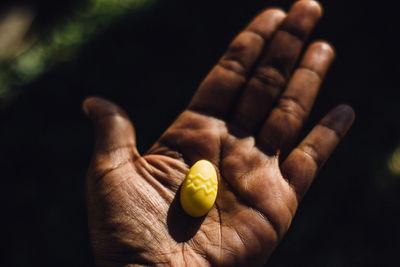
[180,159,218,217]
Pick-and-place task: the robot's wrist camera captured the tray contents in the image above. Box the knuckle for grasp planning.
[218,57,247,77]
[253,65,286,90]
[277,96,307,123]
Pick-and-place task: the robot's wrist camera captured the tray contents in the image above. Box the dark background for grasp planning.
[0,0,399,266]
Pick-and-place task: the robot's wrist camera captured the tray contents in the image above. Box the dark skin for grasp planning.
[83,1,355,266]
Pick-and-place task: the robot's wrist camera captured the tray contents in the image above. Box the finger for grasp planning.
[188,8,286,118]
[83,97,139,167]
[257,41,335,156]
[281,105,355,200]
[231,0,323,133]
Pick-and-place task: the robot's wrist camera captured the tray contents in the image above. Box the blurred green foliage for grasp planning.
[0,0,156,103]
[388,147,400,176]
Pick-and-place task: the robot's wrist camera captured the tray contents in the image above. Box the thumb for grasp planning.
[83,97,139,168]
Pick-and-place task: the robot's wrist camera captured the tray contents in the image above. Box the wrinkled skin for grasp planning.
[83,1,355,266]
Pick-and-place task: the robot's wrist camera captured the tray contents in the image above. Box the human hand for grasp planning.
[83,1,355,266]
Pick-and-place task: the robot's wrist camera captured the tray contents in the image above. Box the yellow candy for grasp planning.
[180,160,218,217]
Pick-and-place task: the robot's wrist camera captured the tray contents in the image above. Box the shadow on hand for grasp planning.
[167,187,205,243]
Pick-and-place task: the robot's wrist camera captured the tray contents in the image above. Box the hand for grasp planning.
[83,1,355,266]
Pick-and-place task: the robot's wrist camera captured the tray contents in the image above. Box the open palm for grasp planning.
[83,1,355,266]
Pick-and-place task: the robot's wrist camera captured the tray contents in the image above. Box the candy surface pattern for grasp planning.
[185,173,218,195]
[180,160,218,217]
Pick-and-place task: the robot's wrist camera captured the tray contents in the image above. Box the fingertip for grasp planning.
[82,96,128,121]
[300,41,336,78]
[248,7,287,33]
[293,0,323,19]
[82,96,109,118]
[83,96,138,160]
[321,104,355,138]
[335,104,356,122]
[261,8,287,20]
[283,0,323,40]
[310,40,336,60]
[82,96,100,117]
